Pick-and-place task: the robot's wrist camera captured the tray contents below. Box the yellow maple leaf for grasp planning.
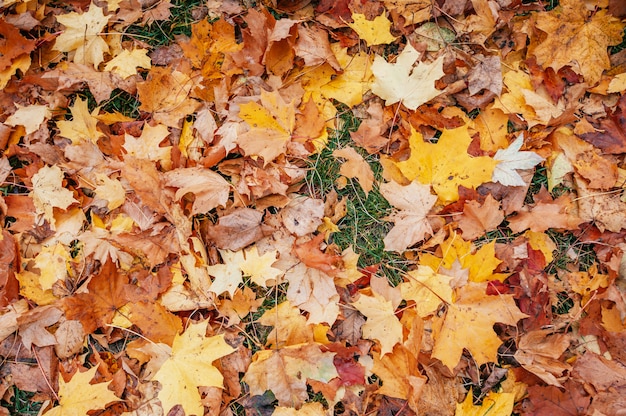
[4,104,50,135]
[352,292,402,356]
[348,13,397,47]
[273,402,326,416]
[401,265,454,317]
[421,234,504,283]
[396,126,497,203]
[56,97,103,144]
[153,320,235,416]
[103,48,151,78]
[259,301,315,349]
[53,3,110,68]
[240,246,283,287]
[238,89,295,165]
[432,282,528,370]
[371,43,444,110]
[320,45,373,108]
[33,243,71,291]
[43,365,120,416]
[206,249,245,298]
[30,165,77,229]
[455,388,515,416]
[122,123,171,167]
[93,173,126,211]
[529,0,624,85]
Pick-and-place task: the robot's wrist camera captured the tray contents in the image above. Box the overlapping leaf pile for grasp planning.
[0,0,625,414]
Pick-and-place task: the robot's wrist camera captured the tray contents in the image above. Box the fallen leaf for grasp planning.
[371,43,445,110]
[163,167,230,215]
[43,365,120,416]
[352,292,402,356]
[332,147,374,196]
[396,126,497,203]
[432,282,528,370]
[380,180,437,252]
[153,320,235,416]
[348,13,397,46]
[492,134,544,187]
[400,265,454,318]
[30,165,77,229]
[53,3,110,68]
[455,388,514,416]
[457,194,505,240]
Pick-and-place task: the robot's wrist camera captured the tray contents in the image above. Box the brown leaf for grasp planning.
[457,194,504,240]
[203,208,265,251]
[508,188,583,233]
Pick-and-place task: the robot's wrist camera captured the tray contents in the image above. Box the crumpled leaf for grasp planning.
[163,167,230,215]
[30,165,77,228]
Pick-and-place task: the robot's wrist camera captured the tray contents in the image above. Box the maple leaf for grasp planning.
[53,3,110,68]
[352,292,402,356]
[332,147,374,196]
[136,66,200,127]
[163,167,230,216]
[239,246,283,287]
[153,320,235,416]
[237,89,296,165]
[431,282,528,370]
[396,126,498,203]
[372,345,426,405]
[259,301,315,348]
[529,0,624,85]
[61,258,131,333]
[103,48,151,78]
[122,123,171,166]
[56,97,104,144]
[507,188,582,233]
[319,46,373,108]
[457,194,505,240]
[206,249,245,298]
[348,13,397,47]
[400,265,453,318]
[30,165,77,229]
[43,365,120,416]
[4,104,50,135]
[0,20,36,72]
[371,43,445,110]
[380,180,437,252]
[455,388,514,416]
[285,263,340,325]
[492,134,544,186]
[242,344,338,407]
[33,242,71,291]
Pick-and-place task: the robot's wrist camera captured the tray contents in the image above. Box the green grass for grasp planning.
[1,386,42,415]
[121,0,206,46]
[305,106,409,286]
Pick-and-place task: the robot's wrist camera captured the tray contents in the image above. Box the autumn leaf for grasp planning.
[380,180,437,252]
[153,320,235,416]
[206,249,245,298]
[348,13,397,47]
[528,0,625,84]
[400,265,454,317]
[4,104,50,135]
[56,97,104,144]
[332,147,374,196]
[432,282,528,370]
[457,194,505,240]
[43,365,120,416]
[455,388,514,416]
[238,89,296,165]
[240,245,283,287]
[30,165,77,228]
[371,43,445,110]
[122,123,172,166]
[103,48,151,78]
[242,343,338,407]
[259,301,315,348]
[352,292,402,356]
[163,167,230,216]
[395,126,498,203]
[492,134,544,186]
[53,3,110,68]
